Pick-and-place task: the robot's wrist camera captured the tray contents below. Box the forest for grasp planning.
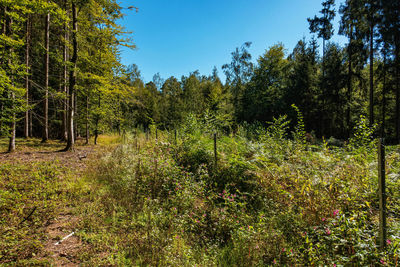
[0,0,399,265]
[0,0,400,147]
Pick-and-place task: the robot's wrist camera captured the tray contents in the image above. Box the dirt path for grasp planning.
[0,139,105,266]
[43,212,82,266]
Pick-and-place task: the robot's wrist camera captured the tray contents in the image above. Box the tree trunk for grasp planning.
[24,15,30,138]
[381,50,387,138]
[6,8,15,152]
[29,95,33,137]
[369,22,374,126]
[64,2,77,151]
[0,7,5,133]
[346,31,353,138]
[396,43,400,143]
[94,94,100,145]
[322,38,326,78]
[61,2,69,141]
[74,92,78,139]
[42,13,50,143]
[85,93,89,145]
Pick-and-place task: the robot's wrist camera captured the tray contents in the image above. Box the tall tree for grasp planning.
[6,6,15,152]
[243,44,289,123]
[42,12,50,142]
[222,42,253,122]
[24,14,30,138]
[286,39,319,133]
[308,0,336,64]
[365,0,380,126]
[61,0,68,141]
[380,0,400,141]
[64,1,77,151]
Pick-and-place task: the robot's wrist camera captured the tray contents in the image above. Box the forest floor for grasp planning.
[1,133,399,265]
[0,136,119,266]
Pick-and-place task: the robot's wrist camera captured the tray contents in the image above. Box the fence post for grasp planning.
[156,128,158,140]
[378,138,387,249]
[174,129,177,144]
[214,132,217,167]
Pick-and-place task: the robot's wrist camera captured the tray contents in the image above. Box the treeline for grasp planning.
[1,0,400,152]
[120,0,400,141]
[0,0,135,152]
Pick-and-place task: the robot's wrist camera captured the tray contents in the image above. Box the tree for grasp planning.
[24,13,30,138]
[160,77,183,129]
[286,39,320,133]
[42,12,50,143]
[222,42,253,122]
[243,44,289,123]
[64,1,77,151]
[308,0,336,63]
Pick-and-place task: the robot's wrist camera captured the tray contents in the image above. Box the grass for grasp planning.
[74,129,399,265]
[0,128,399,265]
[0,135,116,265]
[0,159,73,264]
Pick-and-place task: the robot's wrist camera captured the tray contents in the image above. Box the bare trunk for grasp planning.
[396,43,400,142]
[85,93,89,145]
[64,2,77,151]
[346,31,353,138]
[381,51,387,138]
[0,7,5,133]
[24,16,30,138]
[42,13,50,142]
[61,6,69,141]
[94,94,100,145]
[6,9,15,152]
[74,92,78,139]
[29,96,33,137]
[8,97,15,152]
[369,23,374,126]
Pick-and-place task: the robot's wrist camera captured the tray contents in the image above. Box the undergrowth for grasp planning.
[0,161,74,265]
[77,116,400,266]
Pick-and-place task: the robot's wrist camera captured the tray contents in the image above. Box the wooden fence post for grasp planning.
[174,129,177,144]
[378,138,387,249]
[214,132,217,167]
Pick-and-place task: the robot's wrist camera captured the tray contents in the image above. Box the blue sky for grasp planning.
[118,0,346,83]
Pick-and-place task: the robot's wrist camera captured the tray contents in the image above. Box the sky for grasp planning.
[118,0,347,83]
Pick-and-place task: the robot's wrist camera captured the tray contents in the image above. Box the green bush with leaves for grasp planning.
[77,119,399,265]
[348,115,377,150]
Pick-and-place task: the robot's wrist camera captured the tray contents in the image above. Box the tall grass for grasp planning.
[76,116,399,265]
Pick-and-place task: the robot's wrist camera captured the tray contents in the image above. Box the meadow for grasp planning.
[0,117,399,265]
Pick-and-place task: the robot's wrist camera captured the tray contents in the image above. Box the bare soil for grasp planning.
[0,138,107,266]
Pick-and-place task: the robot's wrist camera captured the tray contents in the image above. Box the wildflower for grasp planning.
[380,259,385,265]
[386,239,391,245]
[333,264,336,267]
[273,259,277,264]
[322,217,326,222]
[326,229,331,235]
[333,209,340,216]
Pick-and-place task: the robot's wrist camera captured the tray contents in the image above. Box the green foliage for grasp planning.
[291,104,306,145]
[267,115,290,140]
[0,160,75,264]
[348,115,377,149]
[74,125,399,265]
